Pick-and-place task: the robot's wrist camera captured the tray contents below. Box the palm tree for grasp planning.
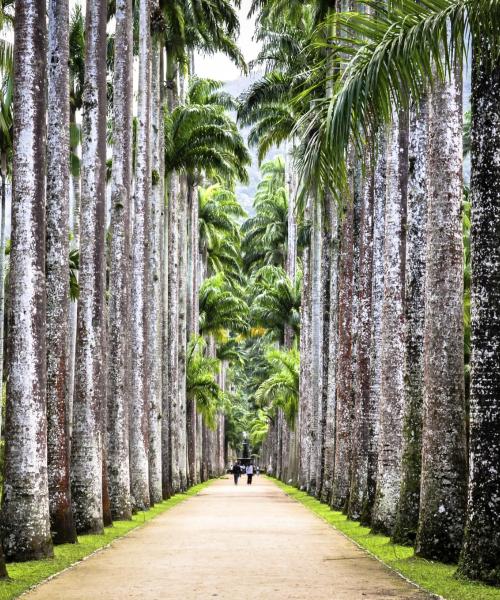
[331,190,356,511]
[107,0,133,521]
[0,71,12,436]
[46,0,77,545]
[129,0,152,512]
[250,266,301,345]
[67,4,85,437]
[255,347,300,428]
[199,273,249,340]
[458,41,500,586]
[392,100,429,545]
[1,0,53,560]
[416,65,467,564]
[147,0,164,503]
[242,157,288,273]
[348,155,375,520]
[71,0,108,534]
[371,112,409,535]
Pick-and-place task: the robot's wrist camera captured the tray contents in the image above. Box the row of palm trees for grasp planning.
[0,0,251,577]
[249,0,499,587]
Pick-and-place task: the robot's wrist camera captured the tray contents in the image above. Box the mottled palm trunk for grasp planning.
[0,155,8,436]
[348,152,375,520]
[392,99,428,544]
[71,0,107,534]
[416,66,467,563]
[458,44,500,586]
[186,179,198,486]
[308,198,323,494]
[298,199,312,489]
[177,174,188,490]
[108,0,133,520]
[46,0,77,545]
[331,193,355,511]
[1,0,53,561]
[147,29,164,505]
[130,0,152,511]
[361,130,386,525]
[319,192,339,503]
[68,106,80,435]
[371,110,408,535]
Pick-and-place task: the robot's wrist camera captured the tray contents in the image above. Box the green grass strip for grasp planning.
[271,478,500,600]
[0,480,213,600]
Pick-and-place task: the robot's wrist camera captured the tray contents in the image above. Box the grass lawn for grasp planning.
[271,478,500,600]
[0,481,212,600]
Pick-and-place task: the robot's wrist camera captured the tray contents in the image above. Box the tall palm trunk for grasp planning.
[186,178,198,486]
[361,130,386,525]
[371,110,408,535]
[331,191,355,511]
[129,0,152,511]
[165,52,182,493]
[348,152,375,520]
[309,198,323,494]
[458,44,500,586]
[71,0,107,534]
[68,106,80,437]
[392,99,428,544]
[1,0,53,561]
[147,25,163,505]
[416,66,467,563]
[298,199,312,489]
[46,0,77,545]
[107,0,133,520]
[177,174,188,490]
[0,154,7,436]
[319,191,339,504]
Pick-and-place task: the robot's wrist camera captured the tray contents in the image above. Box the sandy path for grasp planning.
[25,477,432,599]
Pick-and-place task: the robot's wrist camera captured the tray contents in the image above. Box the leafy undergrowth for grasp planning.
[271,478,500,600]
[0,481,212,600]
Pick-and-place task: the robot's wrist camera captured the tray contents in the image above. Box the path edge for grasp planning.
[267,476,443,600]
[16,479,216,600]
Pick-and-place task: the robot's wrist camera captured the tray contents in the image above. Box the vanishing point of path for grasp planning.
[25,477,432,599]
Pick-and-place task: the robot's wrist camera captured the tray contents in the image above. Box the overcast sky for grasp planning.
[195,0,260,81]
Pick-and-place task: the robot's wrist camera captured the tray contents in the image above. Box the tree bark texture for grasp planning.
[331,191,356,511]
[45,0,77,545]
[129,0,152,511]
[371,111,408,535]
[107,0,133,521]
[458,43,500,585]
[416,67,467,563]
[392,99,428,545]
[1,0,53,560]
[147,31,163,505]
[348,153,375,520]
[71,0,107,535]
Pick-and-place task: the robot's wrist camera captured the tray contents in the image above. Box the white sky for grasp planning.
[195,0,260,81]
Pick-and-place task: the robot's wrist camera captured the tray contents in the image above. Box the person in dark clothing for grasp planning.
[232,462,241,485]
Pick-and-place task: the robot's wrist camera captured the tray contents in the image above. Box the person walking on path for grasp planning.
[246,463,254,485]
[232,462,241,485]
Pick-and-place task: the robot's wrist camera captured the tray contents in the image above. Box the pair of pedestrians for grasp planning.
[232,462,254,485]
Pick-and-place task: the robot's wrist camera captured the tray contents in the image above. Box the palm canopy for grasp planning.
[242,156,289,272]
[198,272,249,340]
[158,0,246,71]
[255,347,300,428]
[165,78,250,182]
[186,336,224,430]
[296,0,500,193]
[249,265,301,344]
